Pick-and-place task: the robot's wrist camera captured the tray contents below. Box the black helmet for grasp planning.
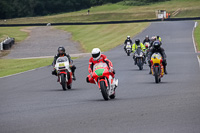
[157,36,160,39]
[58,46,65,55]
[153,41,161,49]
[135,39,140,45]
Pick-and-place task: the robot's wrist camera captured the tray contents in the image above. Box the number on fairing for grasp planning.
[59,63,65,67]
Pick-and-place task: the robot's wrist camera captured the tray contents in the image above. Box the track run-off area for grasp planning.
[0,21,200,133]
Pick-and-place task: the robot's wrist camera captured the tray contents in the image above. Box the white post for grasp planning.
[0,42,3,50]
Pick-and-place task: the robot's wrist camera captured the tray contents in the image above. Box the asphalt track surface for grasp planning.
[4,26,81,59]
[0,21,200,133]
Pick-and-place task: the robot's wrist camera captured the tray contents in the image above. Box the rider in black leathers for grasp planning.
[143,35,150,44]
[52,47,76,80]
[148,41,167,74]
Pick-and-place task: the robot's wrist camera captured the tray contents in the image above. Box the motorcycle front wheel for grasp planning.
[100,81,109,101]
[138,58,143,70]
[61,74,67,90]
[154,67,160,83]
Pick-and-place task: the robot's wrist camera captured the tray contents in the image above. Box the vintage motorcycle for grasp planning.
[125,42,132,56]
[133,47,145,70]
[91,62,118,100]
[54,57,73,90]
[150,52,164,83]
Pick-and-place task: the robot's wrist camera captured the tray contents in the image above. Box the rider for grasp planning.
[157,35,162,42]
[86,48,117,85]
[143,35,150,44]
[124,36,133,51]
[157,35,162,45]
[150,36,156,48]
[148,41,167,74]
[52,46,76,80]
[132,39,146,64]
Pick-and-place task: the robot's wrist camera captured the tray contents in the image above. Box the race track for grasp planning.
[0,21,200,133]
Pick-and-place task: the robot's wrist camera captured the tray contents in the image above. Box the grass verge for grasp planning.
[0,0,199,24]
[0,57,78,77]
[0,58,53,77]
[55,22,149,52]
[0,27,30,42]
[194,21,200,52]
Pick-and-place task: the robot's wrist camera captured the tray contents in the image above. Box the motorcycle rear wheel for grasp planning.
[61,74,67,90]
[100,81,109,101]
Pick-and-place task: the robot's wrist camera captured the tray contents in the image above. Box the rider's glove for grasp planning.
[109,67,113,73]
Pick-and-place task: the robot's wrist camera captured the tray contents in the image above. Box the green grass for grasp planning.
[194,21,200,51]
[0,57,77,77]
[55,22,149,52]
[0,0,200,24]
[0,58,53,77]
[0,27,29,42]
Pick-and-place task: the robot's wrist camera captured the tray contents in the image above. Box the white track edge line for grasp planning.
[197,56,200,69]
[192,21,200,69]
[192,21,197,53]
[0,66,48,79]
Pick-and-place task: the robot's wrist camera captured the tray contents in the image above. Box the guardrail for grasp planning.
[0,37,15,50]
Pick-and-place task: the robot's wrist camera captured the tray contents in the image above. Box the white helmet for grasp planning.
[127,36,130,40]
[91,48,101,60]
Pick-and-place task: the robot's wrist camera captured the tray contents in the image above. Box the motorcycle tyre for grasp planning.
[154,67,160,83]
[100,81,109,101]
[61,74,67,90]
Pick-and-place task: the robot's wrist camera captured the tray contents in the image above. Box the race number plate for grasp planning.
[59,63,65,67]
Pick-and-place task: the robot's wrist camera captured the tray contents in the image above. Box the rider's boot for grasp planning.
[164,66,168,74]
[52,69,57,76]
[134,58,137,65]
[149,68,152,74]
[72,73,76,80]
[113,78,118,90]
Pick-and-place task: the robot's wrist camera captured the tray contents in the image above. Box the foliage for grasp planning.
[0,0,121,19]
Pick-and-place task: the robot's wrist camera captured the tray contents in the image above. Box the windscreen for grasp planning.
[93,62,107,70]
[56,57,68,63]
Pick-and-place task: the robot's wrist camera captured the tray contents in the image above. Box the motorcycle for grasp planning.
[125,42,132,56]
[133,47,145,70]
[91,62,118,100]
[150,52,164,83]
[54,57,73,90]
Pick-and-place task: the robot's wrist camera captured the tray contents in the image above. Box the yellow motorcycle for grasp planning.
[150,52,164,83]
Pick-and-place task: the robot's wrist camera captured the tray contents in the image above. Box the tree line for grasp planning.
[0,0,169,19]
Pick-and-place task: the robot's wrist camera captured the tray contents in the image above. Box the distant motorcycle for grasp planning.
[91,62,118,100]
[133,47,145,70]
[54,57,73,90]
[150,52,164,83]
[125,42,132,56]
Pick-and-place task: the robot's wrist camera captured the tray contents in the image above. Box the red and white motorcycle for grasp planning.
[54,57,73,90]
[91,62,118,100]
